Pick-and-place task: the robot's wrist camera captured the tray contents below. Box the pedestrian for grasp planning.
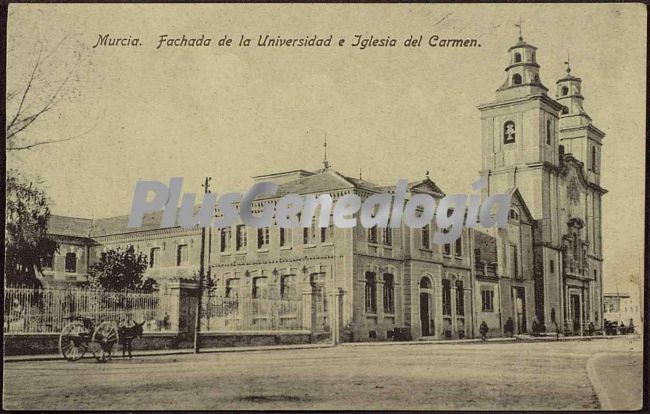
[587,321,594,336]
[479,321,489,341]
[554,321,559,341]
[504,317,514,338]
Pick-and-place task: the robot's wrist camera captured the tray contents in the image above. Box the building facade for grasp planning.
[40,34,605,340]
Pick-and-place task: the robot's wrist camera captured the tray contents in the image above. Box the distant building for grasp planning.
[603,292,641,329]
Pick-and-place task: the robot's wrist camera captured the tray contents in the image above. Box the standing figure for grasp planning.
[504,317,514,338]
[479,321,489,341]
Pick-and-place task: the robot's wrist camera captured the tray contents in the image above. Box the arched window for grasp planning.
[546,120,552,145]
[561,86,569,96]
[508,208,519,221]
[252,276,268,299]
[512,74,523,85]
[383,274,394,314]
[420,277,431,289]
[514,52,522,63]
[504,121,516,144]
[280,275,297,300]
[365,272,377,313]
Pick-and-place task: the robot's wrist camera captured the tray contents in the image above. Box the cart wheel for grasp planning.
[92,322,119,362]
[59,321,89,361]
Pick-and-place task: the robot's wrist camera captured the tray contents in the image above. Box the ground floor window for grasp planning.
[383,274,394,314]
[365,272,377,313]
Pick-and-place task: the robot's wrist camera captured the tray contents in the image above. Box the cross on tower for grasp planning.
[515,17,523,41]
[564,54,571,74]
[323,133,330,169]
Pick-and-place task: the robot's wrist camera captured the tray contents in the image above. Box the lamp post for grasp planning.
[193,176,211,353]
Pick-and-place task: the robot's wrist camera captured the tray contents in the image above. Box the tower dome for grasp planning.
[556,60,592,125]
[496,36,548,100]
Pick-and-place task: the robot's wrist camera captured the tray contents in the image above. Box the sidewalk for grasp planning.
[343,334,619,347]
[4,342,335,363]
[587,351,643,410]
[4,334,622,363]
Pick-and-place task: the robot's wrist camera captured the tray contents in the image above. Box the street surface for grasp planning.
[3,337,642,410]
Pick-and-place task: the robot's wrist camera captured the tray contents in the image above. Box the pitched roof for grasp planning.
[47,215,93,238]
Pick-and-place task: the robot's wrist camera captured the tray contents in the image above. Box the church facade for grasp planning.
[41,34,605,340]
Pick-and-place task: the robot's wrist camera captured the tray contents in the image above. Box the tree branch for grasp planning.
[7,125,96,151]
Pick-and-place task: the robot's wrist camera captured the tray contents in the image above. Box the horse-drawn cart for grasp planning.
[58,317,119,362]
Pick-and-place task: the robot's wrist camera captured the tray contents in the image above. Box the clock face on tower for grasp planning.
[568,177,580,204]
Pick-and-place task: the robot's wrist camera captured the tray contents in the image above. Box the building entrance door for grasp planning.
[512,287,526,334]
[570,294,581,333]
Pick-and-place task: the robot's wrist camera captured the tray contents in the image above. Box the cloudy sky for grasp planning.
[6,4,646,292]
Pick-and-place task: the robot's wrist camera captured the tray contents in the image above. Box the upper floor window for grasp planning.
[508,208,520,221]
[561,86,569,96]
[514,52,522,63]
[236,225,247,251]
[220,228,231,252]
[510,244,519,278]
[280,227,291,248]
[512,74,522,85]
[303,221,317,245]
[481,289,494,311]
[321,222,333,243]
[176,244,189,266]
[562,106,569,115]
[149,247,160,268]
[65,252,77,273]
[257,227,270,249]
[383,227,392,246]
[504,121,516,144]
[367,226,378,244]
[365,272,377,313]
[546,120,552,145]
[421,224,431,249]
[455,235,463,257]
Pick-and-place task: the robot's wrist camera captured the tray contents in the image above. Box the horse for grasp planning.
[117,321,145,358]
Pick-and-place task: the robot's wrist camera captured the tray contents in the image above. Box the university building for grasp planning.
[41,34,605,340]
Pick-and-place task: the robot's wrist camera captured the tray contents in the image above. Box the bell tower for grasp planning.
[555,60,605,187]
[478,34,564,219]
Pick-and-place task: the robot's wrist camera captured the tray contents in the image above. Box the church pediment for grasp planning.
[408,177,445,197]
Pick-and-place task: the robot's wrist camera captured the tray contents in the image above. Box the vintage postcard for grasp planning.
[3,2,646,411]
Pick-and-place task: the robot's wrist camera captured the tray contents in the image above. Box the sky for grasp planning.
[6,4,646,293]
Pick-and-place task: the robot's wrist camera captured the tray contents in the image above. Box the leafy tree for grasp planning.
[5,169,58,287]
[87,245,157,292]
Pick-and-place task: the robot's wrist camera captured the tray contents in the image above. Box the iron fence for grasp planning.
[4,286,174,334]
[200,294,303,332]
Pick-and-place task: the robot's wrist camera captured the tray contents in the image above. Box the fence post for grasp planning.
[329,288,345,344]
[302,288,316,332]
[167,279,199,342]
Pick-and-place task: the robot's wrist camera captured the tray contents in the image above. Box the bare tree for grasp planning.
[6,18,92,152]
